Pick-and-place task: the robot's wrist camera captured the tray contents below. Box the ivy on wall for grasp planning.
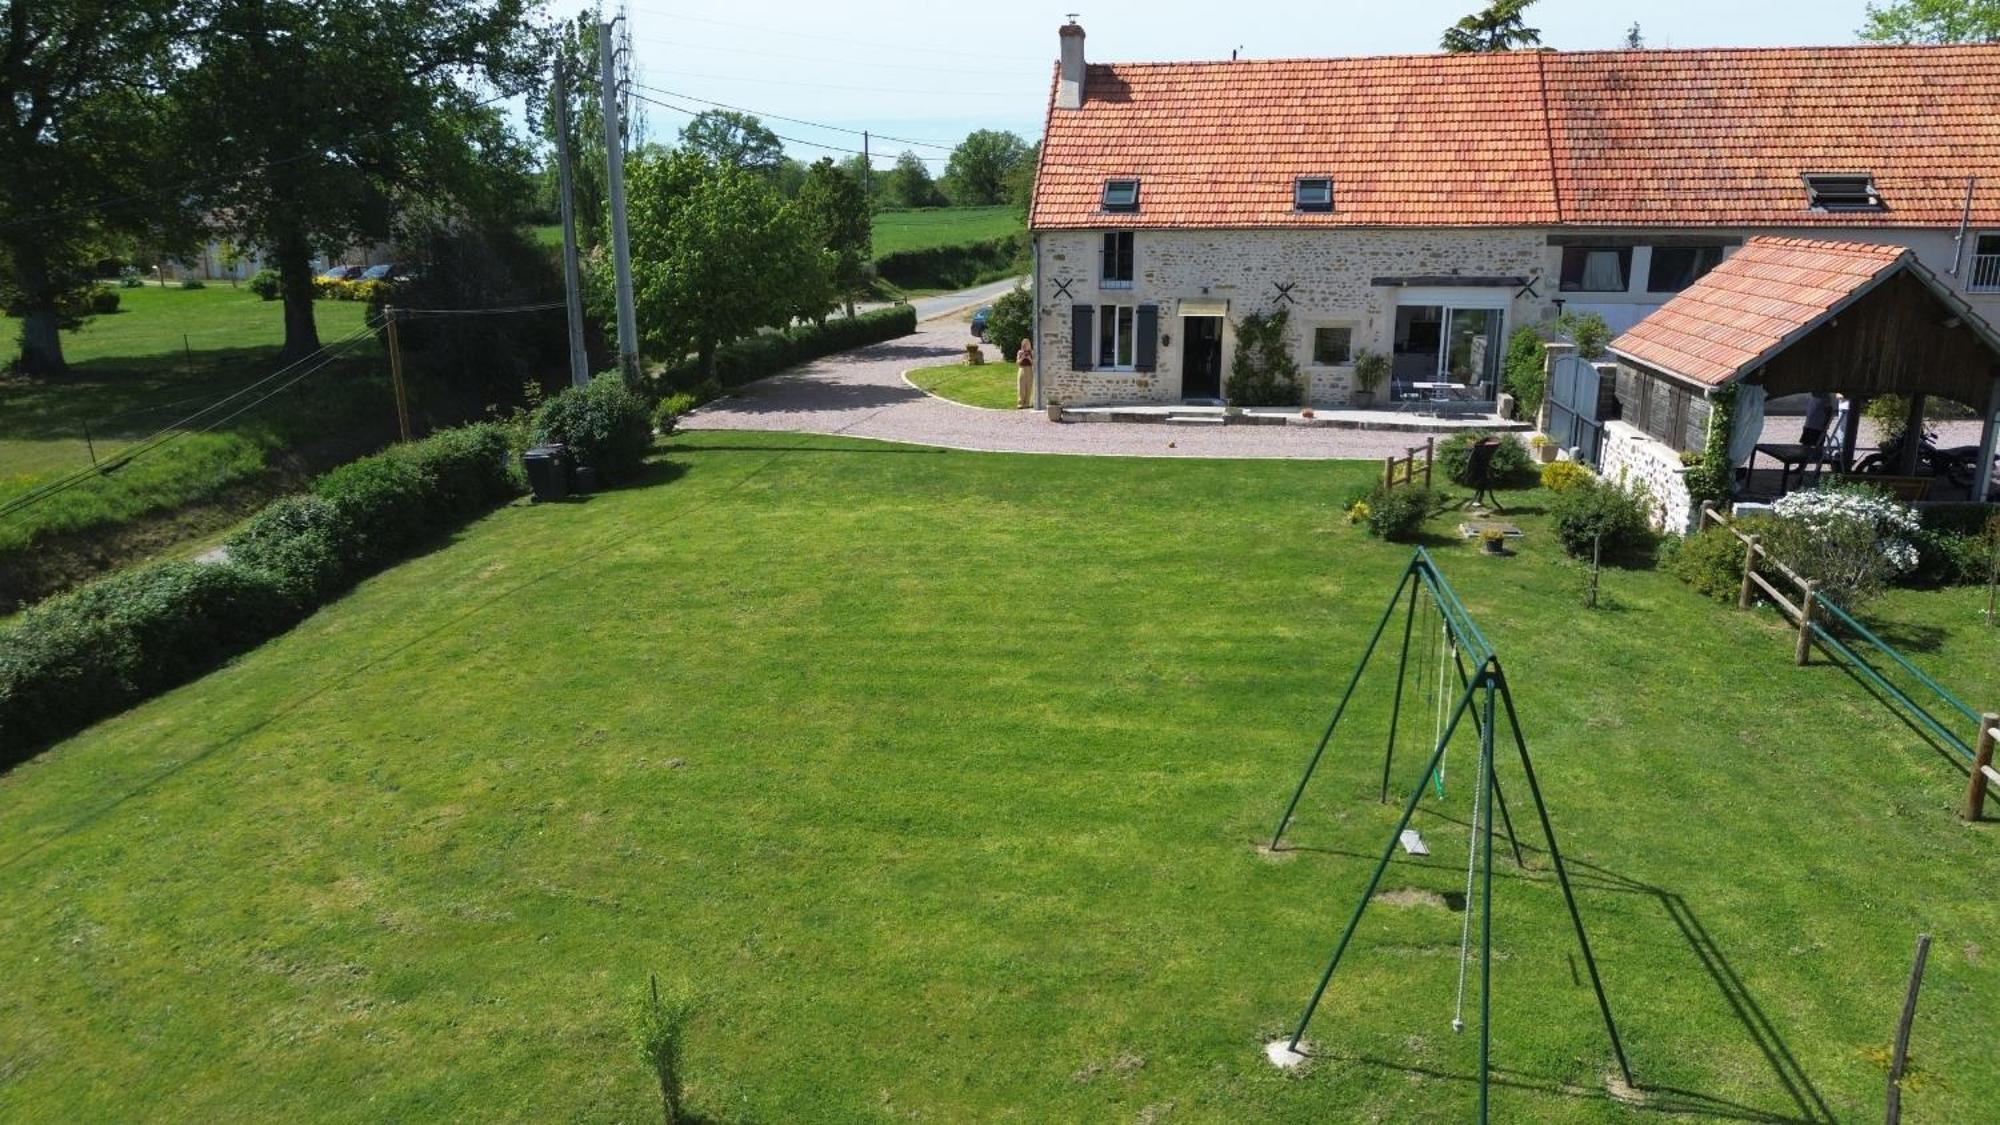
[1684,383,1738,506]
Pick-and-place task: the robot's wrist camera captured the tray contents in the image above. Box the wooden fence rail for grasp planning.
[1699,501,1998,819]
[1382,438,1434,493]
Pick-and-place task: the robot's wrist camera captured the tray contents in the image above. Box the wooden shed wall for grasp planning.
[1756,271,2000,409]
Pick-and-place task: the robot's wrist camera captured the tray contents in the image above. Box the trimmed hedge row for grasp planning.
[0,423,522,763]
[874,235,1023,291]
[659,305,917,392]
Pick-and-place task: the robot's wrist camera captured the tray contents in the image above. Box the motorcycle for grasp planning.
[1854,428,1994,489]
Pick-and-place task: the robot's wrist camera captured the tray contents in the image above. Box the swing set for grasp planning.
[1263,549,1634,1122]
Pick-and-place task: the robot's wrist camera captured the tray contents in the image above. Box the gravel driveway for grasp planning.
[682,320,1477,461]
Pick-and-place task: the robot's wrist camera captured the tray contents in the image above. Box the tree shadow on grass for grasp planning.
[1272,821,1836,1124]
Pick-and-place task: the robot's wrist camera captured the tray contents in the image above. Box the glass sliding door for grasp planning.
[1441,307,1503,397]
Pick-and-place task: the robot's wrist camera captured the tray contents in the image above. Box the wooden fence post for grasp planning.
[1795,582,1816,665]
[1885,932,1931,1124]
[1738,534,1761,610]
[1384,455,1395,489]
[1699,500,1716,530]
[1423,437,1434,490]
[1963,712,1999,822]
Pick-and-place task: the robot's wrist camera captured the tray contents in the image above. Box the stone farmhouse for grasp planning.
[1025,23,2000,412]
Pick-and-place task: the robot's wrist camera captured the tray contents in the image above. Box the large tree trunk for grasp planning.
[698,339,717,381]
[273,226,321,363]
[11,255,67,376]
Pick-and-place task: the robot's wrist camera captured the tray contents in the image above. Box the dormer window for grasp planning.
[1102,178,1140,213]
[1294,177,1334,213]
[1803,172,1883,212]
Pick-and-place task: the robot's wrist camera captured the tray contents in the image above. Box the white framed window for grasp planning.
[1311,324,1354,365]
[1097,304,1137,369]
[1971,232,2000,293]
[1101,231,1134,289]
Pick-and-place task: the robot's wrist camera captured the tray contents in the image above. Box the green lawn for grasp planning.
[907,360,1021,409]
[1,431,1995,1121]
[0,285,387,598]
[871,205,1022,255]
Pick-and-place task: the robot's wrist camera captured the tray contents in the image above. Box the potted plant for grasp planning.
[1046,397,1064,423]
[1351,349,1389,408]
[1530,433,1558,464]
[1480,528,1508,555]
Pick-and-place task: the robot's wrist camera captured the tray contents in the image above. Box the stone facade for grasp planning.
[1032,224,2000,409]
[1033,228,1552,407]
[1600,419,1701,535]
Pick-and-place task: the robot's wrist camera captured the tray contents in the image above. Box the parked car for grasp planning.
[317,264,366,282]
[360,263,401,282]
[970,305,993,339]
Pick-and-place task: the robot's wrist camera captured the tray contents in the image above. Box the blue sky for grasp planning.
[610,0,1886,169]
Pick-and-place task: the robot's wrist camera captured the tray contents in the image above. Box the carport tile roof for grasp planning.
[1031,44,2000,231]
[1608,237,1908,386]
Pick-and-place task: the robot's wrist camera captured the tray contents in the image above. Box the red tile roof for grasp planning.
[1608,237,1910,386]
[1031,45,2000,231]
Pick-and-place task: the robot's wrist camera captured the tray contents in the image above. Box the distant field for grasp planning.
[872,206,1022,256]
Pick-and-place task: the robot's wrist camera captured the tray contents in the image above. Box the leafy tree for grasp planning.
[0,2,189,374]
[942,130,1031,206]
[1441,0,1543,53]
[625,151,823,378]
[1624,21,1645,48]
[177,0,544,362]
[1003,142,1041,217]
[1859,0,2000,42]
[796,159,872,316]
[839,153,886,209]
[679,110,783,175]
[886,152,946,209]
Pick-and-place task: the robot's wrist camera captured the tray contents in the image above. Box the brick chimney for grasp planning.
[1057,22,1086,109]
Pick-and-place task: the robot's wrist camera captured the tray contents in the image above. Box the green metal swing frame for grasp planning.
[1267,548,1634,1122]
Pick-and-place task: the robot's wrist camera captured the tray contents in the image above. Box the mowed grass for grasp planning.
[871,205,1021,255]
[0,285,383,556]
[0,431,1995,1122]
[907,360,1021,409]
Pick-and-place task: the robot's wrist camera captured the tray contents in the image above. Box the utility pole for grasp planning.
[553,53,590,388]
[384,308,412,442]
[862,130,872,205]
[599,16,640,383]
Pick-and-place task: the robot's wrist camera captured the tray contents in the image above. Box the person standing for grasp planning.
[1015,338,1035,410]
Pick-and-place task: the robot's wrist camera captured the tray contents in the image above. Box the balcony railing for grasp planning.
[1971,253,2000,293]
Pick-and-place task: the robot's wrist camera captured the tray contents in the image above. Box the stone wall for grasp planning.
[1033,228,1552,407]
[1600,419,1699,534]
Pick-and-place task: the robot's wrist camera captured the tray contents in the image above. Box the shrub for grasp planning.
[0,561,300,759]
[1360,484,1434,542]
[1913,529,1995,588]
[533,374,654,484]
[118,272,144,289]
[1763,484,1921,606]
[179,277,205,290]
[1550,477,1655,559]
[657,305,916,392]
[225,496,350,603]
[248,269,282,301]
[1225,308,1303,406]
[983,283,1033,362]
[1555,310,1611,358]
[1503,324,1547,418]
[1664,519,1773,602]
[652,392,699,435]
[87,286,120,315]
[1437,431,1535,489]
[1540,460,1593,492]
[391,421,517,517]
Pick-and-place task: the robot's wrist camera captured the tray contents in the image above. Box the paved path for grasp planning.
[683,321,1477,461]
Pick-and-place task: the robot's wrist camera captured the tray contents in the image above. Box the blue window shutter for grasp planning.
[1072,304,1093,370]
[1135,304,1159,371]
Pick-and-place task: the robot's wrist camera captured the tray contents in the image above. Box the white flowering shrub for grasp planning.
[1765,485,1922,605]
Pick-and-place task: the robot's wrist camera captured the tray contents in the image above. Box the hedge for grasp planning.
[873,235,1023,291]
[659,305,917,392]
[0,422,522,765]
[0,561,302,762]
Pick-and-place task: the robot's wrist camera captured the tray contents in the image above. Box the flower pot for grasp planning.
[1532,443,1558,464]
[1046,403,1064,423]
[1482,537,1507,555]
[1353,389,1377,409]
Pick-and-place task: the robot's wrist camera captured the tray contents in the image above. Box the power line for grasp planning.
[623,32,1032,80]
[627,91,949,164]
[628,83,958,151]
[618,4,1049,65]
[636,67,1024,98]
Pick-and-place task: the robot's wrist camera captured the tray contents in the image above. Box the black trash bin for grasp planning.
[570,464,599,495]
[523,444,571,501]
